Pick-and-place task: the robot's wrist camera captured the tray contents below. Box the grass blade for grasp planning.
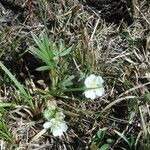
[139,106,147,138]
[0,61,34,110]
[114,129,131,148]
[0,103,16,108]
[0,61,28,98]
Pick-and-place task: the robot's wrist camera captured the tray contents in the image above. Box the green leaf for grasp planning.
[96,128,107,139]
[96,130,105,139]
[59,40,65,52]
[31,32,44,51]
[30,32,56,70]
[42,34,54,60]
[0,103,16,108]
[30,47,49,63]
[0,61,28,99]
[59,46,73,57]
[58,75,75,90]
[139,106,147,138]
[106,138,115,144]
[99,144,110,150]
[61,75,75,88]
[145,92,150,100]
[0,61,34,110]
[0,120,15,144]
[36,65,51,71]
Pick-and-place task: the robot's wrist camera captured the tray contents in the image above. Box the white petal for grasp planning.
[43,121,52,129]
[52,128,64,137]
[52,122,68,137]
[89,74,96,79]
[84,90,96,100]
[95,87,104,96]
[84,74,96,87]
[60,122,68,132]
[96,76,104,85]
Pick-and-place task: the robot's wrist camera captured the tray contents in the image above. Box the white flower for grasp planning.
[43,121,52,129]
[84,74,104,100]
[43,112,68,137]
[43,118,68,137]
[55,112,65,120]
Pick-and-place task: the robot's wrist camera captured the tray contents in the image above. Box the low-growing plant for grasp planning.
[29,32,73,90]
[0,61,35,110]
[90,128,114,150]
[0,120,15,145]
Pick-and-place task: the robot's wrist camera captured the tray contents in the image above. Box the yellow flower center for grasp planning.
[89,81,98,88]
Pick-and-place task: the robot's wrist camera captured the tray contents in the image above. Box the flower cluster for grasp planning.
[84,74,104,100]
[43,100,68,137]
[43,74,104,136]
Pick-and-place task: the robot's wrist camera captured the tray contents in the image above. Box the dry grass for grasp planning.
[0,0,150,149]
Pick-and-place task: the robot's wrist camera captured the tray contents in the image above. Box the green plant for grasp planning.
[0,120,15,145]
[30,32,72,71]
[90,128,114,150]
[114,129,133,149]
[139,105,150,150]
[29,32,73,90]
[0,61,35,110]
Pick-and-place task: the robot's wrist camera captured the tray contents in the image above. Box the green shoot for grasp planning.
[30,32,73,72]
[0,61,35,110]
[30,32,56,71]
[0,120,15,145]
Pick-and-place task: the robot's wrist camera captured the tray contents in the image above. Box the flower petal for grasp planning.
[95,87,104,97]
[60,122,68,132]
[84,74,96,87]
[52,128,64,137]
[52,121,68,137]
[89,74,96,79]
[43,121,52,129]
[84,90,96,100]
[96,76,104,85]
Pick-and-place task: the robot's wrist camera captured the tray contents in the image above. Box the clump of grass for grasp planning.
[0,120,15,145]
[0,61,34,110]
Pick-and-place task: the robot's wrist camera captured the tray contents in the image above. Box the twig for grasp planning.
[90,18,100,41]
[134,5,150,25]
[101,96,136,113]
[118,81,150,98]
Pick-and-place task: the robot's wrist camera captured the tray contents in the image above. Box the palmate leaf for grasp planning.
[30,32,56,69]
[30,47,49,63]
[42,33,54,59]
[31,32,54,60]
[31,32,44,52]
